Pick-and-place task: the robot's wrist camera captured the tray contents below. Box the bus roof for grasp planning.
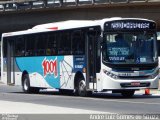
[2,17,155,37]
[2,20,96,37]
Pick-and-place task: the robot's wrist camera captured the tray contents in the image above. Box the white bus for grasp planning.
[1,18,159,97]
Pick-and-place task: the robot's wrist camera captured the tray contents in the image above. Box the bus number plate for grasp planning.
[131,82,140,86]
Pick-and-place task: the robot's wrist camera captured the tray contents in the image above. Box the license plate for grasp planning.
[131,82,140,86]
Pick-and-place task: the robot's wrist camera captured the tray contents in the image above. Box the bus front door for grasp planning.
[86,31,99,90]
[6,39,15,85]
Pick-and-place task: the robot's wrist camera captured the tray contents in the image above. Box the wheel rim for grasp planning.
[23,78,28,91]
[78,80,86,95]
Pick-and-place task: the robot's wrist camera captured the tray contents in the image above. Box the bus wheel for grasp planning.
[22,74,39,93]
[121,90,135,98]
[77,79,87,97]
[22,74,31,93]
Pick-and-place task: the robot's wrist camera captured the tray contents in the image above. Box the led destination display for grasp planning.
[104,20,156,31]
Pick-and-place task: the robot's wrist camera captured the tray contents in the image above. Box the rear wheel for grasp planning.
[121,90,135,97]
[22,74,39,93]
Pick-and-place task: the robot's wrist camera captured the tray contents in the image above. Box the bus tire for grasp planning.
[77,79,87,97]
[22,74,31,93]
[76,79,92,97]
[121,90,135,98]
[22,74,39,93]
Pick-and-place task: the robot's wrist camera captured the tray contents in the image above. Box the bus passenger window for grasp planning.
[72,30,85,55]
[58,48,64,54]
[35,34,46,56]
[46,48,51,55]
[25,35,36,56]
[15,37,25,57]
[58,32,71,55]
[46,34,57,56]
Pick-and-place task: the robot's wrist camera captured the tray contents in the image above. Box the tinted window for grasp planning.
[72,30,85,55]
[58,31,71,55]
[35,34,46,56]
[46,34,57,55]
[15,36,25,57]
[25,35,35,56]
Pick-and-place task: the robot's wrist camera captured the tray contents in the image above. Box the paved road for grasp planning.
[0,84,160,115]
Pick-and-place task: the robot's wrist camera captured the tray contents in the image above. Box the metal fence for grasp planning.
[0,0,160,12]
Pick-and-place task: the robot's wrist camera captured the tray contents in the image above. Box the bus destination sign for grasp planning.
[104,20,156,30]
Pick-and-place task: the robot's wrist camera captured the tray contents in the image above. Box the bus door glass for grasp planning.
[86,29,100,90]
[6,37,15,85]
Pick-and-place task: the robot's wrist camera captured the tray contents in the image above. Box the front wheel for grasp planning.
[121,90,135,98]
[76,79,92,97]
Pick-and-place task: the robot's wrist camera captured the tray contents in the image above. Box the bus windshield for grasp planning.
[103,32,157,64]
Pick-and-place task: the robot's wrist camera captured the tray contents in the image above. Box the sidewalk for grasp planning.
[0,100,109,114]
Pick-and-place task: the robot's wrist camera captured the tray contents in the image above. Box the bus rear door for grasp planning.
[6,38,15,85]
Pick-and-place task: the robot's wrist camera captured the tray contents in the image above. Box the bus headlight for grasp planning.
[148,69,159,79]
[103,69,118,79]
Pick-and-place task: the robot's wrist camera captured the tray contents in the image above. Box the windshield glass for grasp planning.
[103,32,157,64]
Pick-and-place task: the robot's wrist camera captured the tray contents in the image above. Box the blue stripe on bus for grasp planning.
[15,56,64,88]
[15,55,86,88]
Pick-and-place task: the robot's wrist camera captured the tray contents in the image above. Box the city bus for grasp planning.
[1,18,159,97]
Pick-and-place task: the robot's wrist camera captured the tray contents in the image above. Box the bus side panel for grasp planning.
[59,56,74,90]
[14,57,23,86]
[14,72,22,85]
[15,56,64,89]
[59,55,87,90]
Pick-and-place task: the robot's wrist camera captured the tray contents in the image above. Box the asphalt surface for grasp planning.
[0,84,160,114]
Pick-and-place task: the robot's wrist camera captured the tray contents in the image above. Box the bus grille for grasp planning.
[120,82,150,87]
[118,76,151,80]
